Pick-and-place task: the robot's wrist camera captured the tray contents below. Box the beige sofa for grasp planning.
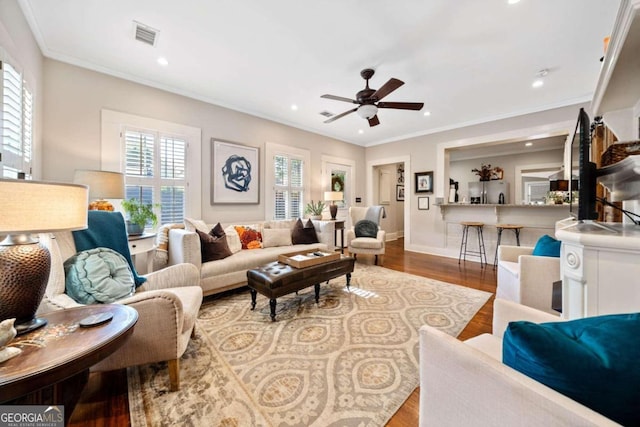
[167,219,334,296]
[37,231,202,391]
[419,298,618,426]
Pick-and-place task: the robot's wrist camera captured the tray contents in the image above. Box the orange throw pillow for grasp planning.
[234,225,262,249]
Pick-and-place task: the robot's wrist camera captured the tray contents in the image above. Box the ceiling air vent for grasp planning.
[133,21,159,47]
[319,111,334,118]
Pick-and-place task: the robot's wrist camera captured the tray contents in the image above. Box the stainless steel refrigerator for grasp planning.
[468,181,509,204]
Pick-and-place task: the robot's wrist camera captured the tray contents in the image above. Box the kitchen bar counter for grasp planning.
[436,203,571,223]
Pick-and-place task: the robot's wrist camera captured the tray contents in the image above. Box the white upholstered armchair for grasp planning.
[345,206,386,265]
[419,299,617,426]
[496,245,560,315]
[37,231,202,391]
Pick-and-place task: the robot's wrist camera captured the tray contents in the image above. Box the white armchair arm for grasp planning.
[518,255,561,315]
[138,263,200,292]
[168,228,202,270]
[498,245,534,263]
[311,220,335,250]
[345,229,356,247]
[492,298,561,338]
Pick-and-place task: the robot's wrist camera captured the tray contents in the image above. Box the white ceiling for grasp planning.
[19,0,621,147]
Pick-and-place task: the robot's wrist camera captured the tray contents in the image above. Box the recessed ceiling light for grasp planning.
[157,57,169,66]
[291,104,298,111]
[532,79,544,88]
[423,111,431,117]
[358,129,364,134]
[508,0,521,4]
[525,142,533,147]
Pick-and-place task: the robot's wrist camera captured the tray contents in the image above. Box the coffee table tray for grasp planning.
[278,249,340,268]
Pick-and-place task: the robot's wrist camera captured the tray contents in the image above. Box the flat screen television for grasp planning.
[568,108,599,221]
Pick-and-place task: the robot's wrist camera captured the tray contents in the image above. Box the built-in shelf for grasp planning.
[597,155,640,201]
[591,0,640,115]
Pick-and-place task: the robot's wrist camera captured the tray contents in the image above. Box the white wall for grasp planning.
[41,59,366,224]
[0,0,43,177]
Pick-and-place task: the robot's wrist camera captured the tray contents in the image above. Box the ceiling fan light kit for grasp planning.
[357,104,378,119]
[321,68,424,127]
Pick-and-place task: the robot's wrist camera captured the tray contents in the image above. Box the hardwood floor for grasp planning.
[68,238,496,427]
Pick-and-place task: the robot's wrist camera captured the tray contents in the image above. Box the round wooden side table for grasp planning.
[0,304,138,423]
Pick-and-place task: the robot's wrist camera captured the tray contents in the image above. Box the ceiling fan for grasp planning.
[321,68,424,127]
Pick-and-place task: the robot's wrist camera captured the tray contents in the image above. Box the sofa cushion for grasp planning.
[354,219,378,238]
[503,313,640,426]
[234,225,262,249]
[64,247,135,304]
[291,218,319,244]
[262,228,292,248]
[184,217,209,233]
[350,237,383,249]
[532,234,561,257]
[196,227,232,262]
[224,225,242,254]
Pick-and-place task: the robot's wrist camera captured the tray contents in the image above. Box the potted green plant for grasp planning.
[304,200,325,220]
[121,198,159,235]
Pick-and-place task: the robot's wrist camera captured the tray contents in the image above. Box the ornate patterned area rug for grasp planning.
[128,264,491,426]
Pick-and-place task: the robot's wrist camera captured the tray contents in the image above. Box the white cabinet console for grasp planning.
[556,0,640,319]
[556,219,640,319]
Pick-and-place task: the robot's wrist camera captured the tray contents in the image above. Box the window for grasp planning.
[265,143,310,220]
[1,60,33,179]
[273,153,304,219]
[124,129,187,225]
[101,109,201,222]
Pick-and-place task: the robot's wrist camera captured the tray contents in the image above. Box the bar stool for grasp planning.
[493,224,524,268]
[458,221,487,267]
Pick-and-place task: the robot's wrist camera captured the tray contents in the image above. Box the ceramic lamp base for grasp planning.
[329,204,338,220]
[0,238,51,335]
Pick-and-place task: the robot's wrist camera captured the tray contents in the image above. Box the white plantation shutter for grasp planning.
[2,62,21,154]
[1,61,32,178]
[22,85,33,167]
[273,153,304,219]
[124,129,187,226]
[160,136,186,223]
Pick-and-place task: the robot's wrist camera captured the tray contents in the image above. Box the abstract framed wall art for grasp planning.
[211,139,259,204]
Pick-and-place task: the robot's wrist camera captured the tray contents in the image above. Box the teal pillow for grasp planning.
[503,313,640,425]
[64,247,135,304]
[532,234,561,257]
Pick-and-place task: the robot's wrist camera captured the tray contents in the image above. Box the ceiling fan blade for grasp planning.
[368,115,380,127]
[372,78,404,101]
[321,94,358,104]
[377,101,424,110]
[324,108,358,123]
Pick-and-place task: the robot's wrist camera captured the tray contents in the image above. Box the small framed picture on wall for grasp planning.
[418,196,429,210]
[396,185,405,201]
[415,171,433,193]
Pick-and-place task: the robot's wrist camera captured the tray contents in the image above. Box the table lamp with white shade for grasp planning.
[73,169,124,211]
[0,179,88,335]
[324,191,344,220]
